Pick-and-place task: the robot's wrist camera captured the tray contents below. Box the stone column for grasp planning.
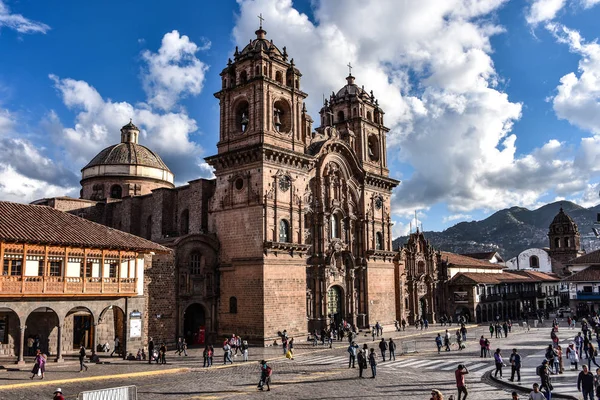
[16,324,26,365]
[55,324,63,362]
[92,322,99,353]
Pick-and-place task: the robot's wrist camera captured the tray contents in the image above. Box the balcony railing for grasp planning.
[577,291,600,301]
[0,275,137,297]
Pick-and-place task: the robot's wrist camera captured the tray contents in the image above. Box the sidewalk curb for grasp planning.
[487,371,578,399]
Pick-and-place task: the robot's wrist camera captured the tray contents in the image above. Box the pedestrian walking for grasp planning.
[175,337,188,356]
[372,327,376,341]
[378,338,387,362]
[577,332,585,358]
[588,343,600,370]
[509,348,521,382]
[444,330,451,352]
[537,360,552,400]
[436,333,443,354]
[348,341,358,368]
[148,337,154,364]
[578,365,595,400]
[79,344,89,372]
[494,348,504,379]
[368,348,377,378]
[30,349,46,379]
[223,341,233,364]
[489,323,494,338]
[389,338,396,361]
[53,388,65,400]
[242,340,249,362]
[529,383,546,400]
[401,319,406,331]
[159,343,167,364]
[545,345,558,374]
[110,336,120,357]
[257,360,272,391]
[455,364,469,400]
[485,338,491,358]
[460,325,467,342]
[203,345,211,367]
[568,342,580,370]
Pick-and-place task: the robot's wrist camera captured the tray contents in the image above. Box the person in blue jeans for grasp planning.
[368,348,377,378]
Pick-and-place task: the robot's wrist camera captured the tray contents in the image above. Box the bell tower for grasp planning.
[319,68,389,176]
[206,20,313,344]
[214,21,313,154]
[548,207,582,266]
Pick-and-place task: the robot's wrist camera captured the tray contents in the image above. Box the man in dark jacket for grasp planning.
[509,348,521,382]
[388,338,396,361]
[148,337,154,364]
[79,344,88,372]
[378,338,388,362]
[578,365,594,400]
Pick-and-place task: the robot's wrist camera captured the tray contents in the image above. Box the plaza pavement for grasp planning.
[0,323,574,399]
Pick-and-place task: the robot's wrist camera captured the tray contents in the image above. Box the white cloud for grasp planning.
[141,30,209,111]
[0,0,49,34]
[526,0,566,25]
[443,214,473,224]
[49,74,211,183]
[547,23,600,134]
[581,0,600,8]
[232,0,600,219]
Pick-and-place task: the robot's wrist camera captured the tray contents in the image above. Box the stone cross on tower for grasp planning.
[258,13,264,29]
[347,62,352,76]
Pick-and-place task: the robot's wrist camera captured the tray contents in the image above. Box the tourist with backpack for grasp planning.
[537,360,552,399]
[567,342,580,370]
[545,345,557,374]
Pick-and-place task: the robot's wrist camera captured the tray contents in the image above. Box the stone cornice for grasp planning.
[264,241,311,257]
[205,144,315,171]
[364,172,400,191]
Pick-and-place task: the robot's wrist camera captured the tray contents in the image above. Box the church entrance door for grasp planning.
[183,304,206,346]
[418,297,427,320]
[327,285,343,327]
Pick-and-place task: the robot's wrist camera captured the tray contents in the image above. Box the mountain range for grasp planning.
[392,201,600,260]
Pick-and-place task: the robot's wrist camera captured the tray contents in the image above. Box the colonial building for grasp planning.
[504,207,583,276]
[0,201,168,363]
[37,24,399,345]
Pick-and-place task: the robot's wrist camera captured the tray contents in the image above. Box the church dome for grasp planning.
[550,207,576,227]
[84,142,171,171]
[237,28,283,60]
[80,120,174,200]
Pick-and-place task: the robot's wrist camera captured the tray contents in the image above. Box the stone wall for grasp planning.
[146,252,177,346]
[366,259,396,327]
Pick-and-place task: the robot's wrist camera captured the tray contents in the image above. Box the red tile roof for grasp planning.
[566,250,600,266]
[450,270,559,284]
[563,265,600,282]
[0,201,170,253]
[440,251,504,269]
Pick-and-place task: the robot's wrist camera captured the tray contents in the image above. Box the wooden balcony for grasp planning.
[0,275,138,297]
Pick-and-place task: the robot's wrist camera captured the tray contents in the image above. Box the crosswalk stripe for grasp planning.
[465,362,489,371]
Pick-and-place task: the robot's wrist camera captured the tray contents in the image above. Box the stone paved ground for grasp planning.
[0,323,579,400]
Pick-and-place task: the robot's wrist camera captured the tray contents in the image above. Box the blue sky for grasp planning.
[1,0,600,236]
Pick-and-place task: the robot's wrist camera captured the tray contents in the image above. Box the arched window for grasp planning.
[273,100,291,133]
[529,255,539,268]
[255,65,260,76]
[331,214,341,239]
[189,252,202,275]
[375,232,383,250]
[110,185,122,199]
[279,219,290,242]
[235,99,250,133]
[240,70,248,84]
[180,209,189,235]
[275,71,283,84]
[564,237,570,247]
[337,110,345,123]
[368,135,380,162]
[554,237,560,248]
[367,111,372,121]
[229,297,238,314]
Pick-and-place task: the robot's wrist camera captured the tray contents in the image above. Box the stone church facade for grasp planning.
[38,26,398,345]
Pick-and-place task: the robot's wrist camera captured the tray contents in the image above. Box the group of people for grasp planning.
[489,321,512,338]
[435,325,469,353]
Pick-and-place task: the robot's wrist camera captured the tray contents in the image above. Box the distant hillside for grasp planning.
[393,201,600,260]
